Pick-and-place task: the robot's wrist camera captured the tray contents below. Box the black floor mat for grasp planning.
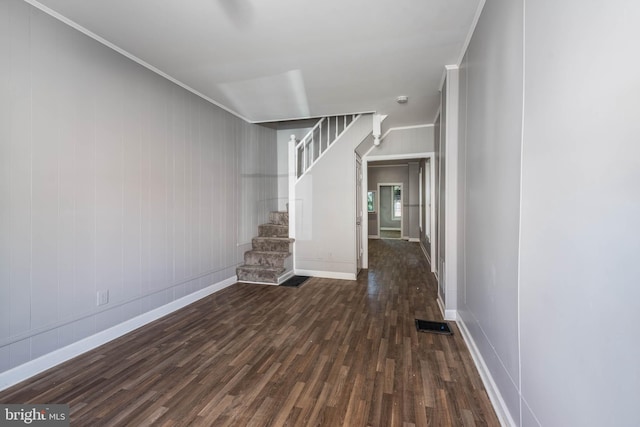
[280,275,311,288]
[415,319,453,335]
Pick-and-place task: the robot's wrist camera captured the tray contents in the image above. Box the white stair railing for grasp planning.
[292,114,359,179]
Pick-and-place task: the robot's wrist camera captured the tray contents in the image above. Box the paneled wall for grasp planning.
[456,0,523,420]
[0,0,276,374]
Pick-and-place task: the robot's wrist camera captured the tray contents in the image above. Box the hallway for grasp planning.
[0,240,498,426]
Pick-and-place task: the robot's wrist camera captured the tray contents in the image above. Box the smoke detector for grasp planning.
[396,95,409,104]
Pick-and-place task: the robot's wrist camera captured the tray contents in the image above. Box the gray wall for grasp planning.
[456,0,640,425]
[518,1,640,426]
[368,166,406,237]
[0,0,277,375]
[379,186,400,229]
[407,163,420,239]
[456,0,523,420]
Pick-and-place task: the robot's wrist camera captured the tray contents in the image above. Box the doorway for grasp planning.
[361,153,435,271]
[377,183,403,239]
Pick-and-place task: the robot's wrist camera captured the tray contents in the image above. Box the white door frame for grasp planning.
[355,155,363,274]
[377,183,403,238]
[361,152,435,270]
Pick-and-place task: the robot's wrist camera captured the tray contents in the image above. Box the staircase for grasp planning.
[236,211,294,285]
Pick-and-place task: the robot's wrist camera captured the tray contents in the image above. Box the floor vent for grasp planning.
[280,276,311,288]
[415,319,453,335]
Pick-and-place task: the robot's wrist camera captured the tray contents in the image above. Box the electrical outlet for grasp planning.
[96,290,109,306]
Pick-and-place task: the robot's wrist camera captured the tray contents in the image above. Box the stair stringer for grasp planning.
[290,113,373,280]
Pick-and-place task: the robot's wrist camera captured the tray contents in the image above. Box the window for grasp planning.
[392,186,401,219]
[367,191,376,213]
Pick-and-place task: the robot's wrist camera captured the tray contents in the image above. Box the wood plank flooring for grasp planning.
[0,239,499,426]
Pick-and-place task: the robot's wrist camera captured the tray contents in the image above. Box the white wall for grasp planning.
[456,0,523,422]
[294,114,372,279]
[276,128,311,211]
[0,0,276,376]
[370,126,434,156]
[518,1,640,426]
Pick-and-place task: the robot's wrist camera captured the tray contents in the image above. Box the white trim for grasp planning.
[0,275,237,392]
[258,110,375,124]
[368,235,380,239]
[439,64,459,92]
[437,0,486,92]
[517,2,527,425]
[367,152,433,162]
[456,0,487,66]
[443,67,460,315]
[278,270,296,284]
[368,164,409,169]
[408,238,420,243]
[362,152,436,270]
[457,317,518,427]
[21,1,374,126]
[377,183,403,239]
[288,136,297,271]
[429,154,436,274]
[295,115,363,182]
[355,154,363,275]
[23,0,251,123]
[419,241,431,264]
[236,280,278,286]
[432,104,443,129]
[436,296,457,321]
[380,124,434,141]
[380,227,401,231]
[362,160,369,268]
[363,144,377,159]
[294,269,356,281]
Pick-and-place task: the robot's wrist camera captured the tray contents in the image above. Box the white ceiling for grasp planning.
[31,0,481,128]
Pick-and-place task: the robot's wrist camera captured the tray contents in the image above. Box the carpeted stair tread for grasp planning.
[252,237,293,252]
[244,250,291,267]
[237,265,285,273]
[237,211,293,284]
[236,265,285,284]
[245,250,290,255]
[269,211,289,226]
[258,224,289,238]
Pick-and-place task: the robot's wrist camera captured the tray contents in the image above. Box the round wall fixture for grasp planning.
[396,95,409,104]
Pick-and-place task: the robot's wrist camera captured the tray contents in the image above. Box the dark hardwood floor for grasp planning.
[0,239,499,426]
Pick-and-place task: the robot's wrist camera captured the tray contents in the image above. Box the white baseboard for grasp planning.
[236,280,278,286]
[380,227,401,231]
[277,270,295,284]
[437,296,457,321]
[368,235,380,239]
[456,316,518,427]
[294,269,356,281]
[408,238,420,242]
[419,241,431,264]
[0,275,237,392]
